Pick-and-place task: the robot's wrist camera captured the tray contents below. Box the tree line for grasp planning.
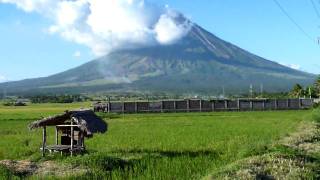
[29,94,90,103]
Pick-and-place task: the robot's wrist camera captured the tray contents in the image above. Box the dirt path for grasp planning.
[0,159,87,178]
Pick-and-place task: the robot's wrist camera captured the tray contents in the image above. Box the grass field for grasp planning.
[0,103,317,179]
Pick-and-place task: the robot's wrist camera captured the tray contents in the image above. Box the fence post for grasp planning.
[135,101,138,113]
[187,99,190,112]
[122,101,125,113]
[174,101,177,113]
[161,101,164,113]
[287,99,290,109]
[298,98,301,109]
[262,100,265,111]
[212,100,215,112]
[250,100,253,110]
[224,100,228,110]
[275,99,278,110]
[200,100,202,112]
[237,99,240,111]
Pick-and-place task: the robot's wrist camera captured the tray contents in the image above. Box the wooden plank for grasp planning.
[45,145,84,151]
[56,125,80,127]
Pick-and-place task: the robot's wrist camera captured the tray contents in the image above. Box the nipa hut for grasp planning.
[29,109,107,156]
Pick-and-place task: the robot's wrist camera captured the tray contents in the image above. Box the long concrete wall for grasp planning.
[93,98,314,113]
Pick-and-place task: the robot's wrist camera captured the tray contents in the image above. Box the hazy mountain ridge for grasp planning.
[0,24,315,95]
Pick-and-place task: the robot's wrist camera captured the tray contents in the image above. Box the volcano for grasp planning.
[0,24,315,95]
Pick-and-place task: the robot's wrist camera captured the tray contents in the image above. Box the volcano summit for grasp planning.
[0,23,315,95]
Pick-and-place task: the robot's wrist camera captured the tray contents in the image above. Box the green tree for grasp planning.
[314,75,320,97]
[290,84,304,98]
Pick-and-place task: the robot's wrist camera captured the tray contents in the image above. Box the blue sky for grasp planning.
[0,0,320,82]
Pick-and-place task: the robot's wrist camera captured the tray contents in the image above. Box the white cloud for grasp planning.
[155,10,191,44]
[1,0,193,56]
[73,51,81,58]
[0,0,48,12]
[0,74,8,82]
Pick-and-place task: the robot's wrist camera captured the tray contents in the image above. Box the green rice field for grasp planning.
[0,103,316,179]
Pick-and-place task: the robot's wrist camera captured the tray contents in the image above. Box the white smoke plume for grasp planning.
[1,0,193,56]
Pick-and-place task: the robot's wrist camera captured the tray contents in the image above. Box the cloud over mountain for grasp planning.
[0,0,192,56]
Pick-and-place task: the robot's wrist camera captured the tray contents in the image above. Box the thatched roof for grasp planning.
[29,110,107,137]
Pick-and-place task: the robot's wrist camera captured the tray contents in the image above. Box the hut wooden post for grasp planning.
[81,132,85,149]
[70,119,74,156]
[55,126,58,145]
[42,126,46,157]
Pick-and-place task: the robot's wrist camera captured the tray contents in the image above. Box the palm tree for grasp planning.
[314,75,320,97]
[290,84,304,98]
